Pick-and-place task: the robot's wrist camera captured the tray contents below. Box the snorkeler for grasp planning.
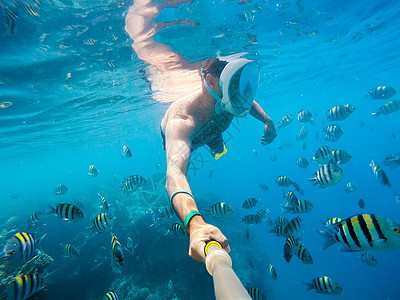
[125,0,277,263]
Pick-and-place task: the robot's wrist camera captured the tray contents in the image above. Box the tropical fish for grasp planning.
[61,243,80,258]
[126,237,135,254]
[323,125,343,142]
[276,176,301,192]
[295,126,309,142]
[104,291,119,300]
[88,165,99,177]
[275,216,289,226]
[121,175,146,194]
[242,214,261,225]
[28,211,44,227]
[111,232,124,266]
[0,274,46,300]
[99,194,109,210]
[282,200,313,214]
[331,149,352,165]
[323,217,342,227]
[316,213,400,251]
[297,110,313,123]
[92,212,115,232]
[158,205,176,222]
[296,157,309,168]
[372,100,400,117]
[204,202,233,218]
[344,182,358,193]
[367,85,397,99]
[327,104,355,121]
[167,223,186,236]
[275,114,294,130]
[270,225,287,237]
[305,276,343,295]
[283,236,298,263]
[370,160,391,188]
[55,183,68,195]
[246,287,267,300]
[269,264,277,280]
[242,198,259,209]
[256,208,270,221]
[313,145,332,164]
[283,216,303,236]
[122,144,132,158]
[383,153,400,169]
[295,244,313,264]
[283,191,298,207]
[358,199,365,208]
[309,161,343,188]
[359,252,378,267]
[0,232,45,265]
[258,184,269,191]
[48,203,84,220]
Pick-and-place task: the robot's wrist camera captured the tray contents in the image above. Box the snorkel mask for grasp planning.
[201,52,260,117]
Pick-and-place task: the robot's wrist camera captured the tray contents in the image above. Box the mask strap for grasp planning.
[201,61,222,103]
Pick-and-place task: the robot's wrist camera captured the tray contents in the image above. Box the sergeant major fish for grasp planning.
[242,198,259,209]
[367,85,397,99]
[283,216,303,236]
[296,157,309,168]
[372,100,400,117]
[92,212,115,232]
[55,183,68,195]
[0,273,46,300]
[111,232,124,265]
[359,252,378,267]
[61,243,80,258]
[323,125,343,142]
[344,182,358,193]
[276,176,301,193]
[327,104,355,121]
[275,114,294,130]
[28,211,44,227]
[48,203,84,220]
[204,202,233,218]
[305,276,342,295]
[309,161,343,188]
[331,149,352,165]
[88,165,99,177]
[297,110,313,123]
[313,145,332,164]
[370,160,391,188]
[104,291,119,300]
[121,175,146,194]
[269,264,277,280]
[122,144,132,158]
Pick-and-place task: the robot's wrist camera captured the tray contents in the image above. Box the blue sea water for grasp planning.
[1,0,400,299]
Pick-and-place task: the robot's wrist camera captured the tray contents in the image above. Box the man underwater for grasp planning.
[125,0,277,262]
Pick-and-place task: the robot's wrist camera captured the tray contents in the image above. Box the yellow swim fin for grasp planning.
[212,144,227,160]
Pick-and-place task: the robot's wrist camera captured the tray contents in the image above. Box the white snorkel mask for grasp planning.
[201,52,260,117]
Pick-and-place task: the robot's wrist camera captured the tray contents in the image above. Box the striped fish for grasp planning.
[367,85,397,99]
[309,161,343,188]
[323,217,342,227]
[275,114,294,130]
[296,157,309,168]
[243,214,262,225]
[275,216,289,226]
[167,223,186,236]
[55,183,68,195]
[48,203,84,220]
[295,126,309,142]
[383,153,400,169]
[313,145,332,164]
[0,274,45,300]
[27,211,43,227]
[283,191,298,207]
[61,243,80,258]
[316,213,400,251]
[158,205,175,221]
[256,208,270,221]
[283,236,298,263]
[0,232,45,265]
[305,276,343,295]
[327,104,356,121]
[111,233,124,265]
[344,182,358,193]
[283,216,303,236]
[331,149,352,165]
[92,212,115,232]
[297,110,313,123]
[269,264,277,280]
[372,100,400,117]
[122,144,132,158]
[270,224,286,236]
[104,291,119,300]
[282,200,313,214]
[98,194,109,210]
[246,287,267,300]
[323,125,343,142]
[295,244,313,264]
[88,165,99,177]
[359,252,378,267]
[370,160,391,188]
[121,175,146,194]
[204,202,233,218]
[126,237,135,254]
[242,198,259,209]
[276,175,292,187]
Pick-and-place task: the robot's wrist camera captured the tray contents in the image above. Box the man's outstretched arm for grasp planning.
[249,100,277,145]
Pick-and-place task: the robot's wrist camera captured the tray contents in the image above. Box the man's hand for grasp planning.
[261,122,277,145]
[188,221,230,263]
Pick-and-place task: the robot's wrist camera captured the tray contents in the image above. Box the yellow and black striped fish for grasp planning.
[246,287,267,300]
[295,244,313,264]
[0,232,44,265]
[297,110,313,123]
[276,175,292,187]
[282,200,313,214]
[111,233,124,266]
[323,217,342,227]
[98,194,109,210]
[204,202,233,218]
[256,208,270,221]
[344,182,358,193]
[92,212,115,232]
[242,198,259,209]
[0,274,45,299]
[372,100,400,117]
[305,276,342,295]
[283,191,298,207]
[28,211,43,227]
[327,104,356,121]
[275,114,294,130]
[121,175,146,194]
[167,223,186,236]
[60,243,80,258]
[313,145,332,164]
[122,144,132,158]
[242,214,262,225]
[283,216,303,236]
[296,157,309,168]
[283,236,298,263]
[358,252,378,267]
[331,149,352,165]
[370,160,391,188]
[55,183,68,195]
[269,264,277,280]
[295,126,309,142]
[323,124,343,142]
[88,165,99,177]
[48,203,84,220]
[309,161,343,188]
[104,291,119,300]
[317,213,400,251]
[367,85,397,99]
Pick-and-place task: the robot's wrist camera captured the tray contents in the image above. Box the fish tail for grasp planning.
[47,204,56,215]
[203,209,211,216]
[291,181,300,192]
[308,177,318,185]
[313,229,337,250]
[303,282,314,291]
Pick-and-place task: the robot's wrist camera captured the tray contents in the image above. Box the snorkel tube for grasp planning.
[204,241,251,300]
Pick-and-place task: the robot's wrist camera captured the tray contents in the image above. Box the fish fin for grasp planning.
[304,282,314,291]
[313,229,337,250]
[46,204,56,215]
[291,181,300,192]
[36,233,47,247]
[202,209,211,216]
